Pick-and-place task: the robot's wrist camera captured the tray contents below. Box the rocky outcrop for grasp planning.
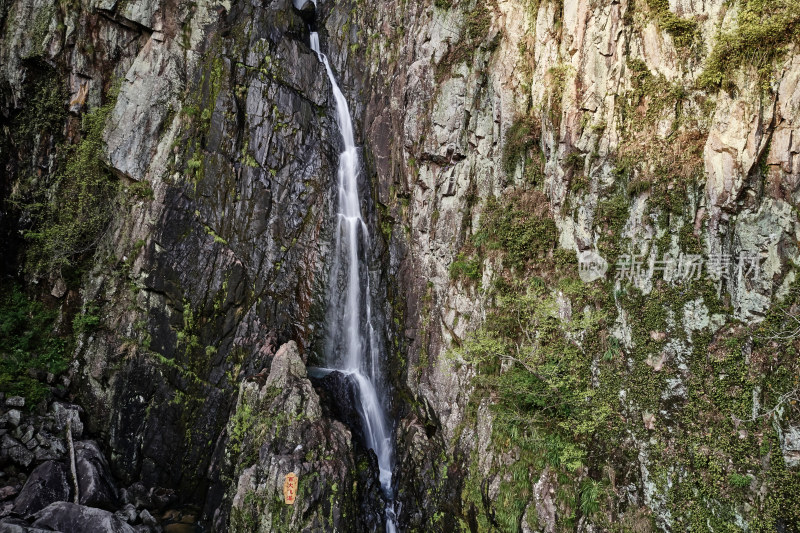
[220,341,385,532]
[74,0,339,503]
[2,0,346,523]
[0,396,174,531]
[311,370,367,446]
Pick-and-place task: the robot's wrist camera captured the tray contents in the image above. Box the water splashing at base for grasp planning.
[310,31,399,532]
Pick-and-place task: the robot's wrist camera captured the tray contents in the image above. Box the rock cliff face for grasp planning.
[335,0,800,529]
[2,0,800,531]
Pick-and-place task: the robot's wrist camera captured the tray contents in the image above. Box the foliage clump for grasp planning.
[501,114,542,179]
[24,90,119,275]
[12,70,66,144]
[436,0,498,78]
[0,286,70,406]
[450,191,557,284]
[453,274,615,530]
[699,0,800,90]
[449,252,482,281]
[465,1,492,41]
[475,194,556,270]
[645,0,701,50]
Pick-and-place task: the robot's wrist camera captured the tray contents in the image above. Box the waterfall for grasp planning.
[310,32,398,532]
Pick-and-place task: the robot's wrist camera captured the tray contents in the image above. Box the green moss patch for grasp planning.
[450,190,557,284]
[644,0,701,51]
[502,114,542,180]
[699,0,800,90]
[436,0,499,78]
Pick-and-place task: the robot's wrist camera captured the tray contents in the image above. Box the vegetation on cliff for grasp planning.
[19,82,119,276]
[700,0,800,89]
[0,286,70,406]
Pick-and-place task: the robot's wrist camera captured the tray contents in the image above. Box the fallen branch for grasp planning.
[66,418,79,504]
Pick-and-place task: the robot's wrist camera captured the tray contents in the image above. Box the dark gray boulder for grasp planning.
[114,504,137,524]
[75,441,118,509]
[12,461,71,517]
[31,502,137,532]
[1,435,33,468]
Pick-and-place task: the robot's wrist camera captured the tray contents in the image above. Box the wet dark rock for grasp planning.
[0,410,21,428]
[219,342,386,531]
[139,508,157,526]
[0,517,51,532]
[121,482,176,512]
[31,502,137,532]
[120,482,147,508]
[33,433,67,463]
[393,399,460,532]
[311,370,366,446]
[292,0,316,14]
[12,460,71,517]
[16,426,34,448]
[75,440,118,509]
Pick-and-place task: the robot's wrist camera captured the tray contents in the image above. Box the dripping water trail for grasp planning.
[310,32,398,532]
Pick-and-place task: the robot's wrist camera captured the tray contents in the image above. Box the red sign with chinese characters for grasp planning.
[283,472,298,505]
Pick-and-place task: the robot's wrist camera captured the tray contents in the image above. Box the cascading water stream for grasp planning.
[310,31,398,532]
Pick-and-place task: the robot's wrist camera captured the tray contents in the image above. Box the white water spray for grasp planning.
[310,32,398,532]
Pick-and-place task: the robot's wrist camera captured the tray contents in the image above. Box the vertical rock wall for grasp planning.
[330,0,800,530]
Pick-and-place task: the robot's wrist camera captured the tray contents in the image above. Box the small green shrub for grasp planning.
[72,303,101,334]
[449,192,556,286]
[564,151,585,171]
[646,0,700,50]
[502,114,541,175]
[729,473,751,489]
[13,70,67,144]
[128,181,154,200]
[449,253,482,282]
[595,193,630,260]
[627,179,651,196]
[580,479,602,515]
[465,2,492,41]
[478,196,557,269]
[229,403,255,456]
